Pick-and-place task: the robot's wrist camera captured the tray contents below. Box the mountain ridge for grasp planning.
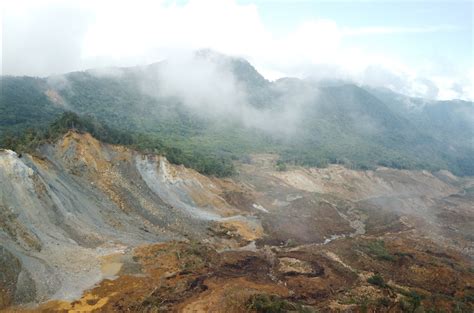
[1,52,473,176]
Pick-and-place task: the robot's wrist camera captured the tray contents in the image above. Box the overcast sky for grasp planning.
[1,0,473,100]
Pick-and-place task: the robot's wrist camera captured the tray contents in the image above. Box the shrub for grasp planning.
[399,290,424,312]
[367,274,386,288]
[378,297,391,307]
[247,294,289,313]
[276,160,287,171]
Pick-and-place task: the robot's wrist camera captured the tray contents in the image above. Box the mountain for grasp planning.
[1,52,473,176]
[0,130,473,311]
[367,86,474,148]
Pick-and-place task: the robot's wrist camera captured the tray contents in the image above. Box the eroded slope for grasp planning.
[1,134,473,312]
[0,132,255,308]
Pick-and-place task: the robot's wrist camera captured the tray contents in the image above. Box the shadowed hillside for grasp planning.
[1,52,473,176]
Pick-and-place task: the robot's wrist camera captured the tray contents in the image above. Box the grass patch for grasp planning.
[362,240,396,261]
[246,294,314,313]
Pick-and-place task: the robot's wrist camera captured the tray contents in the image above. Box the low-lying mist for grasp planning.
[137,51,319,137]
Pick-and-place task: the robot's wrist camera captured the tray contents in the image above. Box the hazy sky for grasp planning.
[1,0,473,100]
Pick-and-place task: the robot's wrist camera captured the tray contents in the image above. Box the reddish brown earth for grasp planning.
[9,234,473,312]
[1,134,473,312]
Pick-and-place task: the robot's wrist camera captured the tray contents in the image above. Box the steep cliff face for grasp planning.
[0,133,473,312]
[0,132,253,307]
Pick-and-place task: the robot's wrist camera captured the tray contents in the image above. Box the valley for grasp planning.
[2,1,473,312]
[1,132,472,312]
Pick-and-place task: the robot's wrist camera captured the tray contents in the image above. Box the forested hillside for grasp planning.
[1,51,473,176]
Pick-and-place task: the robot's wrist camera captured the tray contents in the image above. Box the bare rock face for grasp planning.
[0,134,259,308]
[1,136,473,312]
[0,246,23,307]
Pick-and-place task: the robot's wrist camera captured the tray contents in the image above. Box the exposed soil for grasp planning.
[1,138,473,312]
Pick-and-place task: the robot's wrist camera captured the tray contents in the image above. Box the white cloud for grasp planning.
[342,25,460,36]
[1,0,472,100]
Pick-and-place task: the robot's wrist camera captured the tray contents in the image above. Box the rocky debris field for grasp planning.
[1,132,473,312]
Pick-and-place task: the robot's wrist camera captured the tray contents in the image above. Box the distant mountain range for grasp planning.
[1,50,473,175]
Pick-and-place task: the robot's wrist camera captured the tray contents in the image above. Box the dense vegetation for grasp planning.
[0,76,63,135]
[1,52,473,176]
[0,112,235,177]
